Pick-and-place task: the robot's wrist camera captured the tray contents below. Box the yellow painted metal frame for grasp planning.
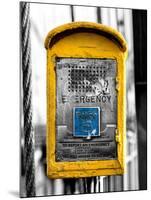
[45,22,128,179]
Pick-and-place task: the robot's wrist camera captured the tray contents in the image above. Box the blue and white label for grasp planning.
[73,107,100,137]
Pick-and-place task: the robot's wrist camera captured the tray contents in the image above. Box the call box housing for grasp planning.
[45,22,127,178]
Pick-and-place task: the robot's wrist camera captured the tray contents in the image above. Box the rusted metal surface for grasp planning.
[56,58,117,161]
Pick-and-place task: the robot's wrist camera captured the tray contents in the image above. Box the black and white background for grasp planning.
[0,0,150,200]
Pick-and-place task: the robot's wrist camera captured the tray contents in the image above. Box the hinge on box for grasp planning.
[115,77,119,92]
[115,129,120,143]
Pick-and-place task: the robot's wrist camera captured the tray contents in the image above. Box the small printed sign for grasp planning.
[73,107,100,137]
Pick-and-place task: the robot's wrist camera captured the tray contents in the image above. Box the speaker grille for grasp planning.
[68,64,107,93]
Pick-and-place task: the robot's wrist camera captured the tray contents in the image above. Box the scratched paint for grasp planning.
[45,22,127,178]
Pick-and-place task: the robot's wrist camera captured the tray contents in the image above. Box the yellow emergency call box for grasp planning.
[44,22,127,179]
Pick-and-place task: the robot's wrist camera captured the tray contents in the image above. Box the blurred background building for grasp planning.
[20,2,147,197]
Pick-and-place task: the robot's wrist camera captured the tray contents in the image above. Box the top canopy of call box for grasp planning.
[44,21,127,53]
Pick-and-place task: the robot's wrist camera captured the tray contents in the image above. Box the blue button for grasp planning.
[73,107,100,137]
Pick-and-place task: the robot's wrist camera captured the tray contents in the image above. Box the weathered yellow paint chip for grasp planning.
[45,22,127,179]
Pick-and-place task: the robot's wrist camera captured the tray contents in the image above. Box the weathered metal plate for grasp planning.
[56,58,117,162]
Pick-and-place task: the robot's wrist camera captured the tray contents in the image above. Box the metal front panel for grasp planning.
[56,58,117,162]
